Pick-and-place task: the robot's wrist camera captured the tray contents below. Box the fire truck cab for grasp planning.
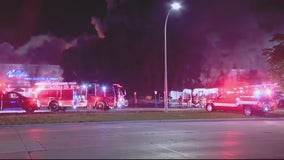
[81,83,128,110]
[205,85,277,116]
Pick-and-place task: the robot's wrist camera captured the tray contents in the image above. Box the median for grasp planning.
[2,107,284,125]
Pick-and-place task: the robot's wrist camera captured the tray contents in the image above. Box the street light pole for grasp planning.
[164,2,181,112]
[164,9,171,112]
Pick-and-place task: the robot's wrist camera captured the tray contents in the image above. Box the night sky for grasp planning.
[0,0,284,95]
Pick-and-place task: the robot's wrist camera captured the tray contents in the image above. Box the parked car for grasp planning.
[1,91,40,113]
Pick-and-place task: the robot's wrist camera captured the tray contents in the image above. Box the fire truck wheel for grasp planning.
[96,101,108,110]
[49,101,59,112]
[206,104,214,112]
[243,106,253,116]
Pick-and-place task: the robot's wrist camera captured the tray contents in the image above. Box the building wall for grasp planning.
[0,63,63,89]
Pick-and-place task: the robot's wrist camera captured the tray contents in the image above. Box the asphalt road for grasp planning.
[1,118,284,159]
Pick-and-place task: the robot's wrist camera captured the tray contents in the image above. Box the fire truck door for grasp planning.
[215,94,239,108]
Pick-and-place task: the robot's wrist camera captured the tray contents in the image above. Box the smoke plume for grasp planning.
[91,16,106,39]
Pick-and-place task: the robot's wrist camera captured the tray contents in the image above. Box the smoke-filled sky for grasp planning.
[187,0,284,71]
[0,0,284,93]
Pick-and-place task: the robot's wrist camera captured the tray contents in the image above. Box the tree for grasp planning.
[262,33,284,90]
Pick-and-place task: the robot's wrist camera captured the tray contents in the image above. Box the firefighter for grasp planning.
[187,94,192,108]
[178,96,182,105]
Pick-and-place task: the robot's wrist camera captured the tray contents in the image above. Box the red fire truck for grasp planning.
[81,83,128,110]
[34,82,85,111]
[34,81,128,112]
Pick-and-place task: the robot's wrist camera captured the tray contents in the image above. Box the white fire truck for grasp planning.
[34,81,128,112]
[205,84,277,116]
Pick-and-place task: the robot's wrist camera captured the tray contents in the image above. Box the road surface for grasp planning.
[1,118,284,159]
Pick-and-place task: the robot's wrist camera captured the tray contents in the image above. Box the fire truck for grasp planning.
[205,84,277,116]
[34,81,128,112]
[34,82,85,111]
[81,83,128,110]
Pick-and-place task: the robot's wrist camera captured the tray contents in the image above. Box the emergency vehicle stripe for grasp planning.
[214,103,238,107]
[239,100,258,105]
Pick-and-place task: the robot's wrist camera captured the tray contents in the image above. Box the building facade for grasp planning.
[0,63,63,95]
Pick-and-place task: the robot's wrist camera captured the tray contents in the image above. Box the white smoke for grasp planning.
[91,16,106,39]
[0,42,15,55]
[15,34,55,55]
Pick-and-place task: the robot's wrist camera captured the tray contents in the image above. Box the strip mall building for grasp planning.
[0,63,63,96]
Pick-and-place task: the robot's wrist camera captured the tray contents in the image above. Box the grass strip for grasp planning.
[0,110,260,125]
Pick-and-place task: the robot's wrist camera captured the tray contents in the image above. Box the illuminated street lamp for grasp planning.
[164,2,181,112]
